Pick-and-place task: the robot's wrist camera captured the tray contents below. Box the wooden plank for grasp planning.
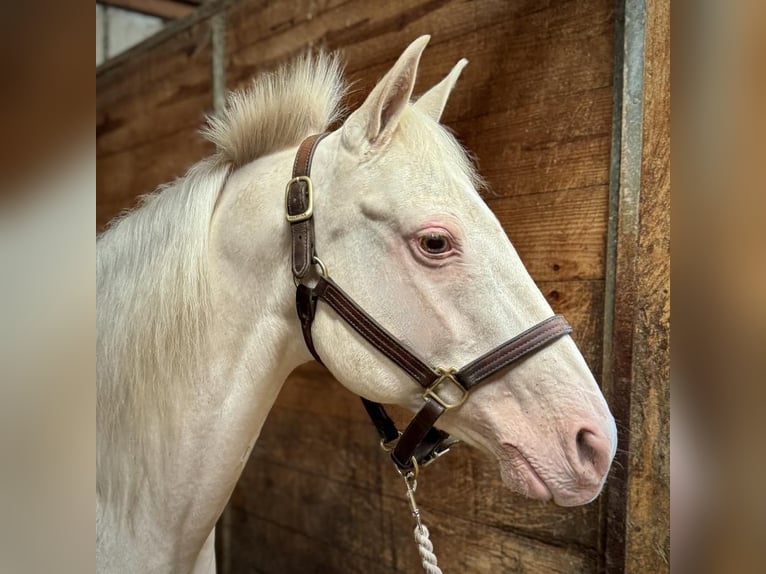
[99,0,195,20]
[231,459,391,567]
[538,279,605,378]
[488,186,608,282]
[223,506,401,574]
[452,94,613,199]
[225,0,612,90]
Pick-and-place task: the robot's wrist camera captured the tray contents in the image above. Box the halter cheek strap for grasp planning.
[287,133,573,471]
[286,132,330,278]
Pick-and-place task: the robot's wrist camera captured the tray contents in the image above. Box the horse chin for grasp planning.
[496,444,553,502]
[495,443,607,507]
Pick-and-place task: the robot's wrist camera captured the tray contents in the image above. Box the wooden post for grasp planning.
[600,0,670,571]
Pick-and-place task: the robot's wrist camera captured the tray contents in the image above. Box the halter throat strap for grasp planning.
[288,133,573,471]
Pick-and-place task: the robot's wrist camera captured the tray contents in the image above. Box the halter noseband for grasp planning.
[286,133,572,472]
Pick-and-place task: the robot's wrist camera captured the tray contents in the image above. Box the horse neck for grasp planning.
[178,148,312,549]
[102,147,313,572]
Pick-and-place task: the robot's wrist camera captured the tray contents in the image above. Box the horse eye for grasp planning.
[419,233,450,255]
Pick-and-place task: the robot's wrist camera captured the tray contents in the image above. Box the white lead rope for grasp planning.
[402,472,443,574]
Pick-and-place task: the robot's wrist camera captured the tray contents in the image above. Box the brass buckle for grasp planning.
[285,176,313,222]
[424,368,468,410]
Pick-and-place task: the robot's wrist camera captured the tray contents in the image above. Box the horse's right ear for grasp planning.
[341,35,430,152]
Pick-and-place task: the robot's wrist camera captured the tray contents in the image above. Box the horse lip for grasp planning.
[498,443,552,501]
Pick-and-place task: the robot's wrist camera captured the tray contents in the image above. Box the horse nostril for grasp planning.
[576,429,596,465]
[573,428,611,484]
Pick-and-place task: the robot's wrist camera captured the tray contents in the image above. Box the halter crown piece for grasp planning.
[285,133,573,571]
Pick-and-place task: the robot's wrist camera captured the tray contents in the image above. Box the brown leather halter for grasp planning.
[286,133,573,471]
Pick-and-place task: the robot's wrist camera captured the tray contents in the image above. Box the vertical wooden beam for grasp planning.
[601,0,669,571]
[624,0,670,570]
[211,11,226,114]
[600,0,646,571]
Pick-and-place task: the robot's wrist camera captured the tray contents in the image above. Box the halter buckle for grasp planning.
[424,368,468,410]
[285,176,314,222]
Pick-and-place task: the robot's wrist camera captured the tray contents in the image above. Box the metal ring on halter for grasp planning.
[293,256,329,286]
[380,431,403,453]
[313,256,328,277]
[395,456,419,480]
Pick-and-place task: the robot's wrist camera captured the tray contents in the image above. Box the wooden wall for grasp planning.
[96,1,669,572]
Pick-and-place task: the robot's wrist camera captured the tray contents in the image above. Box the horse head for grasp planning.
[284,37,617,506]
[210,37,616,505]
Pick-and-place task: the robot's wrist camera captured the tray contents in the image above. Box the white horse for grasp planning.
[97,36,617,573]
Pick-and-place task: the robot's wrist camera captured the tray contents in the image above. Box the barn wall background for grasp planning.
[96,1,669,572]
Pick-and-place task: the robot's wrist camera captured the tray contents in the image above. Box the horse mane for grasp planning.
[97,51,346,516]
[203,51,346,168]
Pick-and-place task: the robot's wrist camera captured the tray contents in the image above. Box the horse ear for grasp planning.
[414,58,468,122]
[342,35,430,151]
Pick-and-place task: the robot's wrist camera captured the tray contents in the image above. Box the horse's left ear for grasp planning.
[414,58,468,122]
[342,35,430,151]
